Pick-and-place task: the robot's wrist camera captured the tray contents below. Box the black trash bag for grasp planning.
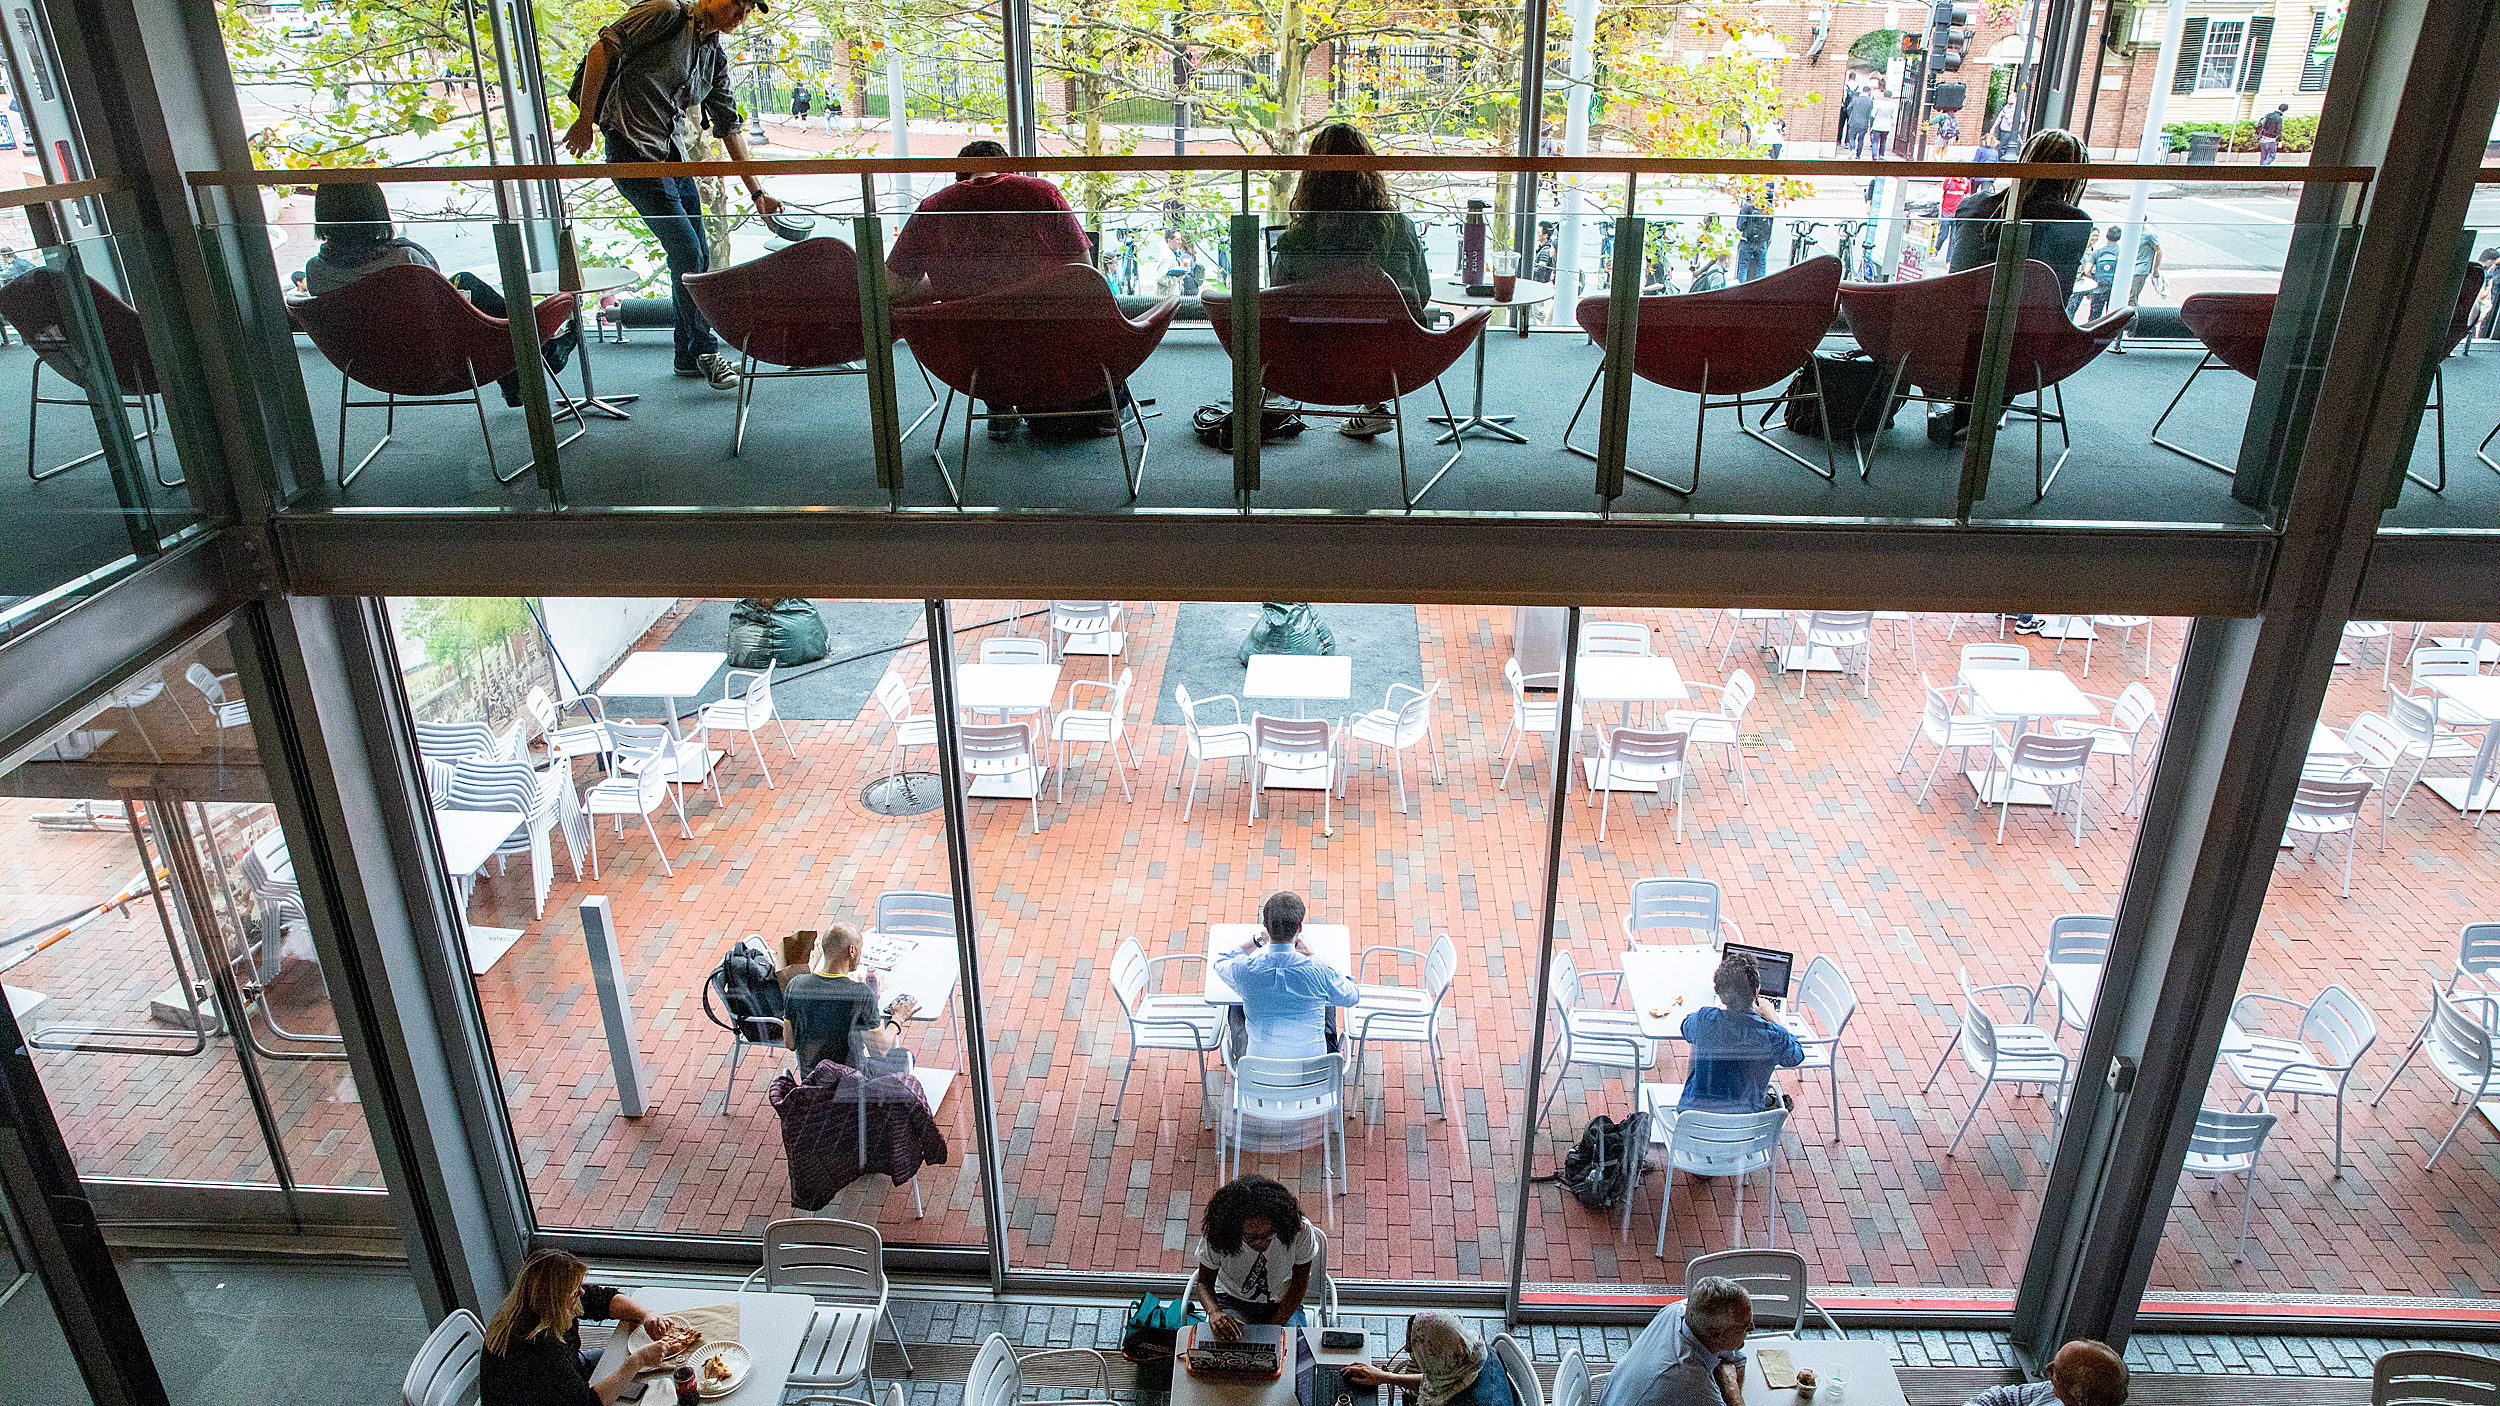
[1238,601,1338,665]
[726,597,830,670]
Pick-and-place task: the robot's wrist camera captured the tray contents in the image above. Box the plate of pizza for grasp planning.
[695,1341,751,1399]
[652,1321,708,1368]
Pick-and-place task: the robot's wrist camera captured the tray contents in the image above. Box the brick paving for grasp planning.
[8,605,2499,1309]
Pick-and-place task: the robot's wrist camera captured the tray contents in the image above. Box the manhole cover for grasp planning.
[861,772,945,816]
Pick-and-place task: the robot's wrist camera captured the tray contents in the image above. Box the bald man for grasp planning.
[1964,1341,2128,1406]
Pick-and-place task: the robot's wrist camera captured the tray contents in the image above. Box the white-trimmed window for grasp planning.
[2196,18,2249,90]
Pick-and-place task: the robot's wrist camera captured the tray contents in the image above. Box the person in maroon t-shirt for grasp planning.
[886,139,1099,436]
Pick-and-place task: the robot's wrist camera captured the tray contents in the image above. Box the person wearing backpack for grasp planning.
[563,0,785,392]
[2072,226,2123,322]
[2255,102,2289,165]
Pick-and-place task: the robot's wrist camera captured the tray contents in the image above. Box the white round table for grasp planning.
[525,266,644,418]
[1429,276,1555,444]
[526,264,643,298]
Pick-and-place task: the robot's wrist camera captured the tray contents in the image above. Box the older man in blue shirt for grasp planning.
[1216,891,1360,1061]
[1675,950,1805,1117]
[1599,1277,1755,1406]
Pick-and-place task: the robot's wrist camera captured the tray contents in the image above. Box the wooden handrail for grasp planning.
[185,155,2374,187]
[0,175,131,212]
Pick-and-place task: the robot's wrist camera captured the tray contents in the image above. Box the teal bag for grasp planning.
[1120,1291,1201,1364]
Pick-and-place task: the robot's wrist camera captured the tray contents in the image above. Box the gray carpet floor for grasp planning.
[1154,602,1425,726]
[114,1256,429,1406]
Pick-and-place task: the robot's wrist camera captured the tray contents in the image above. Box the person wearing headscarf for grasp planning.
[298,181,577,406]
[1343,1312,1518,1406]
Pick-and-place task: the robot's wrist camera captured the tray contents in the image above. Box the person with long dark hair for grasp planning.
[1271,122,1433,439]
[1190,1176,1321,1401]
[480,1248,673,1406]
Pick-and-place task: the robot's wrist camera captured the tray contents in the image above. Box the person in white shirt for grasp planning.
[1597,1278,1755,1406]
[1215,891,1360,1060]
[1867,81,1899,159]
[1189,1176,1321,1403]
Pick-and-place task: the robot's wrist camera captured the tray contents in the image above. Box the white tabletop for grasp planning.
[1959,667,2099,723]
[1745,1340,1909,1406]
[599,650,728,702]
[432,808,522,877]
[593,1287,816,1406]
[2424,674,2500,716]
[1244,654,1353,704]
[529,265,642,296]
[864,929,962,1020]
[1170,1325,1358,1406]
[1203,923,1354,1004]
[1621,944,1728,1038]
[1575,656,1691,704]
[956,662,1062,712]
[2308,722,2351,758]
[2046,958,2105,1027]
[1432,276,1556,309]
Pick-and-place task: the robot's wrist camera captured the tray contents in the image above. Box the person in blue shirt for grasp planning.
[1596,1277,1755,1406]
[1216,891,1361,1060]
[1677,950,1804,1115]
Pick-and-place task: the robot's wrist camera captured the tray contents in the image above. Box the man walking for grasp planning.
[2255,102,2288,164]
[564,0,785,391]
[1734,189,1773,283]
[1842,79,1873,159]
[1867,80,1898,159]
[2127,220,2164,308]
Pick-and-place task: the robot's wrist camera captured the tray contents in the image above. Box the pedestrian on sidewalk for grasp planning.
[2256,102,2288,164]
[1868,80,1898,158]
[1843,78,1873,158]
[790,80,811,123]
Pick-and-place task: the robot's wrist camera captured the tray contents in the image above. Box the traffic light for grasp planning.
[1928,78,1968,110]
[1932,0,1972,71]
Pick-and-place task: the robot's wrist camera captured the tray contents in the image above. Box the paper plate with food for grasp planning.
[695,1342,751,1399]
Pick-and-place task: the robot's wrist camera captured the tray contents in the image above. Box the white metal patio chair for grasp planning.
[703,937,790,1105]
[1173,683,1253,822]
[1580,620,1653,656]
[2034,913,2114,1037]
[872,890,957,942]
[2376,923,2500,1104]
[1225,1053,1348,1219]
[444,757,574,919]
[1710,608,1791,668]
[1982,733,2095,846]
[2400,988,2498,1170]
[1683,1248,1844,1338]
[187,661,251,780]
[2221,984,2376,1175]
[2370,1348,2500,1406]
[1661,669,1756,801]
[414,718,508,768]
[2183,1104,2277,1263]
[1550,1348,1590,1406]
[1923,967,2071,1158]
[1345,932,1459,1121]
[1789,955,1858,1137]
[1622,875,1742,949]
[2085,614,2155,676]
[524,684,613,769]
[744,1216,916,1396]
[1341,680,1445,814]
[698,661,798,788]
[2339,620,2397,688]
[1537,949,1656,1130]
[1590,725,1689,842]
[1631,1093,1787,1257]
[1047,600,1124,682]
[1793,610,1874,699]
[1896,672,2002,805]
[873,673,939,790]
[959,720,1044,833]
[1108,937,1221,1129]
[2385,690,2485,813]
[2282,776,2374,896]
[1874,611,1919,672]
[1051,667,1141,803]
[401,1308,485,1406]
[963,1333,1119,1406]
[2054,680,2162,816]
[1247,714,1337,829]
[1958,642,2030,672]
[971,636,1051,730]
[581,723,690,878]
[2409,647,2495,728]
[1498,656,1570,792]
[1492,1333,1546,1406]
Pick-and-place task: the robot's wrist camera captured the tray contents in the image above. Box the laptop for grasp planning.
[1720,941,1795,1001]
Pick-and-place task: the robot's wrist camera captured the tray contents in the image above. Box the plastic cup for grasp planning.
[1491,251,1520,299]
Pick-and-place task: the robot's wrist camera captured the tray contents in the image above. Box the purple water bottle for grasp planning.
[1461,200,1488,287]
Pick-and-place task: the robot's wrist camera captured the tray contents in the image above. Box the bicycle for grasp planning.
[1836,219,1888,283]
[1787,219,1826,267]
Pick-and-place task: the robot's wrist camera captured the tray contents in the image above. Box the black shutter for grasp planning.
[2239,14,2274,92]
[2300,10,2332,90]
[2171,16,2207,93]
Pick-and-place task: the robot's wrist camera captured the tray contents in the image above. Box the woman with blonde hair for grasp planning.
[1342,1311,1518,1406]
[1270,122,1435,439]
[480,1248,674,1405]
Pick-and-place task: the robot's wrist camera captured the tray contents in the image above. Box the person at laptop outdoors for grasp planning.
[1960,1340,2128,1406]
[1342,1312,1518,1406]
[1677,949,1804,1115]
[1190,1175,1321,1405]
[1216,890,1361,1060]
[783,925,918,1075]
[1599,1276,1755,1406]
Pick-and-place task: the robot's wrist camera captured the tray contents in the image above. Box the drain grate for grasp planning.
[860,772,945,816]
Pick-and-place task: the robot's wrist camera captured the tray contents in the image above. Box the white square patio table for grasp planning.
[593,1286,815,1405]
[1201,923,1354,1005]
[2045,955,2105,1030]
[1169,1324,1360,1406]
[432,808,525,975]
[1243,654,1353,719]
[859,931,965,1110]
[596,649,728,786]
[953,662,1061,797]
[1575,656,1692,788]
[2417,674,2500,818]
[1958,667,2100,805]
[1743,1339,1910,1406]
[1621,944,1723,1040]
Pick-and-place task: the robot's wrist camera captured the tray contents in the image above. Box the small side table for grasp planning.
[530,265,644,420]
[1428,277,1556,444]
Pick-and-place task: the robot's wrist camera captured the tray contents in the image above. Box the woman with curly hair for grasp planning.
[1189,1175,1321,1399]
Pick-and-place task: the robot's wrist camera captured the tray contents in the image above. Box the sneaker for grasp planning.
[2012,616,2045,635]
[697,352,739,391]
[1339,408,1393,439]
[987,416,1018,442]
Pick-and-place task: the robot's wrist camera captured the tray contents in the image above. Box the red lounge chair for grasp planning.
[684,235,940,457]
[0,265,177,487]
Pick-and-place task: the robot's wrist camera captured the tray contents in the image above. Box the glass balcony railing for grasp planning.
[1,188,212,645]
[189,155,2369,530]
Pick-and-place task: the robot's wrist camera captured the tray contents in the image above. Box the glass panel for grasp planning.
[0,1183,97,1406]
[401,595,990,1249]
[961,597,1531,1284]
[2146,615,2500,1314]
[0,232,203,645]
[1528,607,2181,1306]
[2379,189,2496,529]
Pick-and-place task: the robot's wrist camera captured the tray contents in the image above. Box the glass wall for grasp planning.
[2147,614,2500,1309]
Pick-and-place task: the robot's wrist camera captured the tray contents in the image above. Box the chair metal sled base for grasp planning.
[1562,359,1844,500]
[1260,370,1463,511]
[334,362,589,488]
[729,354,943,456]
[2148,352,2239,476]
[927,365,1147,510]
[1851,360,2075,502]
[26,358,178,487]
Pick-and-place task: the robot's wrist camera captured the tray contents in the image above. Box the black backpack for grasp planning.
[1534,1110,1649,1211]
[712,942,785,1029]
[1781,349,1905,441]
